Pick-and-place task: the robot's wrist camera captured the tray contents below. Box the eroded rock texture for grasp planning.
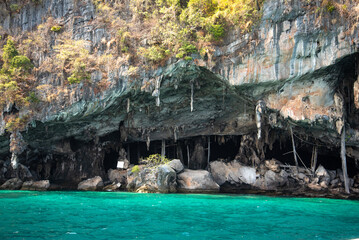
[0,0,359,195]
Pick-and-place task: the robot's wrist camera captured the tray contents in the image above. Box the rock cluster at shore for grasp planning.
[1,157,359,199]
[209,159,359,195]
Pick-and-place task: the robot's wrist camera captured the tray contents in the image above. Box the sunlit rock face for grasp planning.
[213,1,358,85]
[0,0,358,190]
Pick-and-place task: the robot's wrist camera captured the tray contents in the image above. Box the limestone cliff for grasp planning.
[0,0,359,195]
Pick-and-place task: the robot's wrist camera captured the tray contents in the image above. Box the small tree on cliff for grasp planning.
[0,38,35,109]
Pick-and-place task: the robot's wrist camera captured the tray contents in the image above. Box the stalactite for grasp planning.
[161,139,166,158]
[207,136,211,166]
[290,126,299,170]
[127,98,130,113]
[174,127,178,143]
[10,153,18,170]
[146,136,150,151]
[341,125,350,194]
[255,100,265,140]
[190,82,194,112]
[187,145,190,168]
[311,145,318,172]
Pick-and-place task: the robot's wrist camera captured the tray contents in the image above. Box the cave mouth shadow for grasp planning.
[104,150,119,172]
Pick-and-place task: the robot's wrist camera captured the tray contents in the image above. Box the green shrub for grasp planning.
[67,60,90,84]
[184,56,193,61]
[131,165,140,174]
[10,55,33,72]
[25,92,40,103]
[50,25,62,32]
[139,46,168,62]
[68,70,90,84]
[117,28,131,53]
[176,42,197,59]
[142,154,169,166]
[326,2,335,13]
[121,46,129,53]
[2,39,19,68]
[10,4,20,12]
[68,74,81,84]
[180,43,197,54]
[175,52,184,59]
[128,66,139,77]
[209,24,225,40]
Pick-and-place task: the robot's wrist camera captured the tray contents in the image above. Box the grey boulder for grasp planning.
[0,178,23,190]
[177,169,219,193]
[157,164,177,193]
[167,159,184,173]
[78,176,104,191]
[209,160,257,186]
[21,180,50,191]
[108,169,127,185]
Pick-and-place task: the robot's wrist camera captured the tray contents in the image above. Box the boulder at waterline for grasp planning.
[315,165,331,185]
[177,169,219,193]
[209,160,257,186]
[254,170,289,190]
[0,178,23,190]
[127,164,177,193]
[103,182,122,191]
[108,169,127,186]
[167,159,184,173]
[78,176,104,191]
[21,180,50,191]
[157,164,177,193]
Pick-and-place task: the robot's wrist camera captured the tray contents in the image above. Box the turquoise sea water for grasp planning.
[0,191,358,240]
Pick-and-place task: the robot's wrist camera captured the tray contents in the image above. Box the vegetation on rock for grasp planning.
[0,39,35,111]
[92,0,265,66]
[131,165,140,174]
[50,25,62,32]
[141,154,170,167]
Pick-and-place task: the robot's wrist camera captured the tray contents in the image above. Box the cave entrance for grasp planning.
[265,134,359,177]
[104,150,119,171]
[124,140,183,165]
[177,135,240,169]
[123,135,241,169]
[69,137,84,152]
[209,136,240,162]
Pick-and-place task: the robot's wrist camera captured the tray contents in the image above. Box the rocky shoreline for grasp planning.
[1,158,359,200]
[1,0,359,205]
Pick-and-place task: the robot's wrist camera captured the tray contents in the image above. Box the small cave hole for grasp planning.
[69,137,83,152]
[104,150,119,172]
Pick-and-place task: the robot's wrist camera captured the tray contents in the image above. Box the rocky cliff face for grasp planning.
[0,0,359,195]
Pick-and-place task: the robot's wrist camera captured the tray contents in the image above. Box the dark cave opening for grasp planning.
[69,137,84,152]
[121,133,358,177]
[104,150,119,172]
[209,136,240,162]
[123,135,241,169]
[125,139,185,165]
[99,130,120,143]
[265,136,359,177]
